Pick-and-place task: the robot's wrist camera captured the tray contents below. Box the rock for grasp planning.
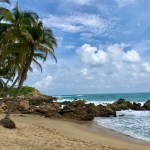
[45,112,63,119]
[17,100,29,111]
[69,100,86,107]
[0,103,7,113]
[108,99,133,111]
[34,102,61,116]
[143,100,150,110]
[116,99,126,104]
[131,102,142,110]
[81,115,94,121]
[86,103,100,116]
[99,108,116,117]
[63,112,81,120]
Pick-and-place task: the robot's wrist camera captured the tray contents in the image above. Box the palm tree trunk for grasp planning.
[5,76,24,118]
[5,47,34,119]
[0,75,19,105]
[0,77,10,97]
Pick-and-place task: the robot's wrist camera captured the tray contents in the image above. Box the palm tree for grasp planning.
[0,4,57,128]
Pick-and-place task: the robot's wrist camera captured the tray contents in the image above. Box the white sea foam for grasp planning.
[117,109,150,117]
[86,100,115,106]
[75,95,83,97]
[94,110,150,141]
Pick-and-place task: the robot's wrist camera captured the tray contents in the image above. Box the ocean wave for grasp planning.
[117,109,150,117]
[94,110,150,141]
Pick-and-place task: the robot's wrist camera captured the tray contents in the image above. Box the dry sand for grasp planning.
[0,114,150,150]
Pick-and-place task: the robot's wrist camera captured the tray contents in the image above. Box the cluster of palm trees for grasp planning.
[0,0,57,128]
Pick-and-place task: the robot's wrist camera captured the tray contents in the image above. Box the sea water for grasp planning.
[56,93,150,141]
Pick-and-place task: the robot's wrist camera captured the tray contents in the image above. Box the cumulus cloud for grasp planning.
[114,0,136,7]
[76,44,107,65]
[123,50,141,62]
[80,68,88,76]
[34,75,53,89]
[76,43,141,66]
[143,63,150,72]
[66,0,92,5]
[42,12,114,34]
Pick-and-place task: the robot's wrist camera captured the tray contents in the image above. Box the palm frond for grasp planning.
[32,58,42,72]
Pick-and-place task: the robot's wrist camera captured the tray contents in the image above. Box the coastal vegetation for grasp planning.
[0,0,57,128]
[1,86,36,97]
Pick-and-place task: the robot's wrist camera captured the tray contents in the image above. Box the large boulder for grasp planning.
[0,103,7,113]
[85,103,99,116]
[35,102,60,116]
[17,100,29,111]
[94,104,116,117]
[143,100,150,110]
[131,102,142,110]
[69,100,86,107]
[108,99,133,111]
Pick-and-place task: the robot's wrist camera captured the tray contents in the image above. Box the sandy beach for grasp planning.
[0,114,149,150]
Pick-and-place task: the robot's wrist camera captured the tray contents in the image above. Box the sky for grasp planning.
[3,0,150,95]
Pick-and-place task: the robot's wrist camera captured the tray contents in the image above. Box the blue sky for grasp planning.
[4,0,150,95]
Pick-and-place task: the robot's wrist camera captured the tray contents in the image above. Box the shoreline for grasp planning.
[0,114,150,150]
[79,120,150,145]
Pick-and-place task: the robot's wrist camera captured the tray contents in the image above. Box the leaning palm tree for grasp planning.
[0,4,57,128]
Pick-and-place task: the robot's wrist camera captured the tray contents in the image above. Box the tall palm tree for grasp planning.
[0,4,57,128]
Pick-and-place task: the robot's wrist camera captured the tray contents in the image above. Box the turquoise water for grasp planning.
[56,93,150,141]
[57,92,150,105]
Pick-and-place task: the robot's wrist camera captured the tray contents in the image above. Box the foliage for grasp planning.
[1,86,36,96]
[13,86,36,96]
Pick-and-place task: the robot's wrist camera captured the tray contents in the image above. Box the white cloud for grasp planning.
[76,44,107,65]
[66,0,92,5]
[34,75,53,89]
[43,12,114,34]
[64,45,75,49]
[114,0,136,7]
[143,63,150,72]
[106,43,141,63]
[123,50,141,62]
[76,43,142,66]
[80,68,88,76]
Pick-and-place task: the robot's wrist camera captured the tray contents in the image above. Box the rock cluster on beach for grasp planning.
[1,91,150,121]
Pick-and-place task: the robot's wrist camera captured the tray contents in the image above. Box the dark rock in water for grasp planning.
[60,101,71,105]
[100,108,117,117]
[143,100,150,110]
[116,98,126,104]
[108,99,133,111]
[118,114,125,117]
[131,102,142,110]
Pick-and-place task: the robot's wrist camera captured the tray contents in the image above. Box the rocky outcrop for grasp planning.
[17,100,29,111]
[2,92,150,121]
[131,102,142,110]
[143,100,150,110]
[107,99,132,111]
[58,100,116,120]
[6,90,57,106]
